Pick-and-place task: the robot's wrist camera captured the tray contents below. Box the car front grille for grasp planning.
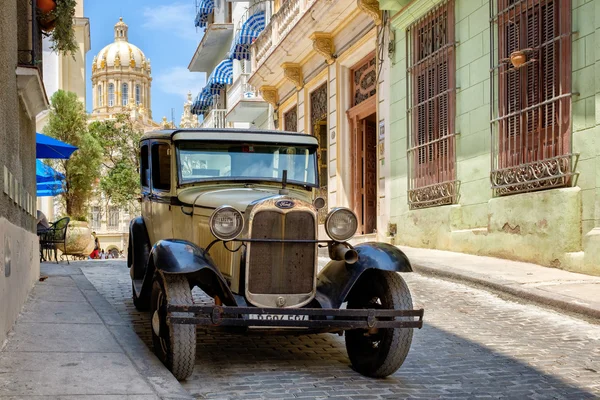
[247,210,316,295]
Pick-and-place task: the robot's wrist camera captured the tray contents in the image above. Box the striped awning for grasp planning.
[191,88,213,115]
[194,0,214,28]
[206,59,233,88]
[229,11,266,60]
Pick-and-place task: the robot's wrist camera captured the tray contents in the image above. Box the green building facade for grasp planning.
[380,0,600,275]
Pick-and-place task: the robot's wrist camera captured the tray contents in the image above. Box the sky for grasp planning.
[84,0,206,125]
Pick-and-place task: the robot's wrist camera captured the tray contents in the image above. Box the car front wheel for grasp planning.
[345,270,414,378]
[151,273,196,381]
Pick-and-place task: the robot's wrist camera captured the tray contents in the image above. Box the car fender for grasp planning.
[143,239,237,306]
[129,217,151,280]
[316,242,413,309]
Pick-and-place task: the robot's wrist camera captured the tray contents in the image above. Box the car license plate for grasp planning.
[248,314,309,321]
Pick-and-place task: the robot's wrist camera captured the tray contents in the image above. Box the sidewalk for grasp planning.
[0,262,192,399]
[399,246,600,321]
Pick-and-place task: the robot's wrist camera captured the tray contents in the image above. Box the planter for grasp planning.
[39,16,57,32]
[510,51,526,69]
[64,221,94,256]
[37,0,56,14]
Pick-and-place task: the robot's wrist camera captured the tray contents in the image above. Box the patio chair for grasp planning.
[39,217,70,264]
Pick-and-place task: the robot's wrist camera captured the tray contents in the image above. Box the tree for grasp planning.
[88,113,143,214]
[43,90,102,220]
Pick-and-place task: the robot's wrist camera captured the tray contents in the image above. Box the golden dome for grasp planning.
[92,17,149,73]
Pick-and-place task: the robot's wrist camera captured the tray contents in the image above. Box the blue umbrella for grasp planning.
[37,188,65,197]
[36,160,64,183]
[36,132,78,159]
[37,180,64,191]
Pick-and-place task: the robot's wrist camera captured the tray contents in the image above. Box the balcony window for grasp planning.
[490,0,574,196]
[108,206,119,230]
[195,0,214,28]
[90,206,101,230]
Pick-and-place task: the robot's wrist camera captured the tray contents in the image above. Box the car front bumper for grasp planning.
[166,305,424,330]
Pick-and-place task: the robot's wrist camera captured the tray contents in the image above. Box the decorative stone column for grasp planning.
[310,32,335,65]
[281,63,304,91]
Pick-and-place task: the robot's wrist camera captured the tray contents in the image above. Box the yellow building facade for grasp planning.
[248,0,388,239]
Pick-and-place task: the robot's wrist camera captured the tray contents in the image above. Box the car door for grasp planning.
[140,142,155,244]
[149,141,174,241]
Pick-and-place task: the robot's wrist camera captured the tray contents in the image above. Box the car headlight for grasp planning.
[325,208,358,242]
[209,206,244,241]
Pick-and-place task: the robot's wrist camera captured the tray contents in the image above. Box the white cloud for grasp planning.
[154,66,206,100]
[142,3,200,40]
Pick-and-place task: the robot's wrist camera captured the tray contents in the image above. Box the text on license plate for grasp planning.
[248,314,309,321]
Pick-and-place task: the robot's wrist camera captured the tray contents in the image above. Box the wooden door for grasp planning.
[363,118,377,234]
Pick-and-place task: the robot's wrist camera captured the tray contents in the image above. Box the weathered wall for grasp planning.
[0,0,41,344]
[386,0,600,275]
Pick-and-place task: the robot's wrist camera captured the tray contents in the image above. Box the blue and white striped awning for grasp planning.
[191,88,213,115]
[229,11,266,60]
[194,0,214,28]
[206,59,233,88]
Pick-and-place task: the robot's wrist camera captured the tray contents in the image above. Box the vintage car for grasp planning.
[128,129,423,381]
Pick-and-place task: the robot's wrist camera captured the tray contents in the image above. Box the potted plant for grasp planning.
[37,0,79,56]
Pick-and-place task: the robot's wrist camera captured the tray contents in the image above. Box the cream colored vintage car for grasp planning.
[128,129,423,380]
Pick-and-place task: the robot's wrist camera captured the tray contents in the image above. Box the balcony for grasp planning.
[17,0,48,118]
[201,108,227,129]
[249,0,359,88]
[226,73,269,123]
[188,23,234,73]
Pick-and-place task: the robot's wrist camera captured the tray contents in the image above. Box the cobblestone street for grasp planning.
[79,261,600,399]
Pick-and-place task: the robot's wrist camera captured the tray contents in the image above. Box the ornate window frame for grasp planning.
[108,83,115,107]
[406,0,459,209]
[490,0,577,196]
[122,83,129,106]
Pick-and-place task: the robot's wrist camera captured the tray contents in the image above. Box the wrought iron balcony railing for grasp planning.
[18,1,43,76]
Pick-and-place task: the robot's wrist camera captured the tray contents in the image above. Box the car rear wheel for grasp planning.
[151,273,196,381]
[345,270,414,378]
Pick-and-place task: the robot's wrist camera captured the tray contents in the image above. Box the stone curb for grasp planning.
[411,263,600,323]
[73,269,194,400]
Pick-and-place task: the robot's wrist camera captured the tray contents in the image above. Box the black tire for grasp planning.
[345,270,414,378]
[151,273,196,381]
[132,281,150,311]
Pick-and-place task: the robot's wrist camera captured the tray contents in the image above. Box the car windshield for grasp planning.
[177,142,319,187]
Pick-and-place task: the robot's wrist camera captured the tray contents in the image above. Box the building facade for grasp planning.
[36,0,91,225]
[379,0,600,275]
[0,0,49,344]
[190,0,386,239]
[88,18,159,256]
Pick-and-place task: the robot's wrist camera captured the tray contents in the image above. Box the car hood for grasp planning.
[178,187,288,212]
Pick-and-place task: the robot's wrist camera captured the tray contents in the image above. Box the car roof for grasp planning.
[141,129,319,146]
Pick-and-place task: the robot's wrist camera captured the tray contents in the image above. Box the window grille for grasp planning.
[284,106,297,132]
[97,84,103,107]
[407,0,458,209]
[108,206,119,230]
[122,83,129,106]
[108,83,115,107]
[490,0,576,196]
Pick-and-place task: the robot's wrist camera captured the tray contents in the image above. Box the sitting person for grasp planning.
[36,210,50,232]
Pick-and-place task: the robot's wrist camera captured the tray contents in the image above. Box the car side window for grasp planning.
[140,144,150,189]
[151,143,171,191]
